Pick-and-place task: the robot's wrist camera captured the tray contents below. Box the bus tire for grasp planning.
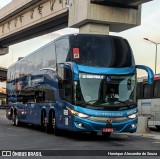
[102,132,111,139]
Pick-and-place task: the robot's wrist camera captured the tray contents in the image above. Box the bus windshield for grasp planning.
[69,34,134,68]
[74,73,136,110]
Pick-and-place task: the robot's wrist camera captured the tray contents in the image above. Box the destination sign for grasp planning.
[79,73,104,79]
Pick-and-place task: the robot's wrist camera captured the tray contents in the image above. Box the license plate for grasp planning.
[102,128,114,132]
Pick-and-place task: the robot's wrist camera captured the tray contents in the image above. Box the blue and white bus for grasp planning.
[6,34,154,138]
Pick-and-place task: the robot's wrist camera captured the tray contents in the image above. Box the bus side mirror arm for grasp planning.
[136,65,154,84]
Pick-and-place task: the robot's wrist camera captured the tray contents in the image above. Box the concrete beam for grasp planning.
[0,13,68,47]
[0,0,68,47]
[125,0,153,6]
[0,0,42,24]
[91,0,153,8]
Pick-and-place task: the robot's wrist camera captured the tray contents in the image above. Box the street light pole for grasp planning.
[143,38,160,75]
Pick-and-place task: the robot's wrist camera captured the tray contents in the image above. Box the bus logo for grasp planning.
[106,118,112,123]
[2,151,11,156]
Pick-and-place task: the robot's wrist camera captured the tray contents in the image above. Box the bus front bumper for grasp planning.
[72,116,138,133]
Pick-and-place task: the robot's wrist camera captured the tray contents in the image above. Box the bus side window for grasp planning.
[35,90,44,103]
[55,38,69,63]
[27,90,35,103]
[43,85,55,103]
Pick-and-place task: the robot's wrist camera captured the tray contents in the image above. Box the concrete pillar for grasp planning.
[79,23,109,35]
[0,47,9,55]
[69,0,141,34]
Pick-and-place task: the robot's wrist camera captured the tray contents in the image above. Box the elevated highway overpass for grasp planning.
[0,0,153,55]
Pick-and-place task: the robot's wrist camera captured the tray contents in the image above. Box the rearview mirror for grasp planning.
[136,65,154,85]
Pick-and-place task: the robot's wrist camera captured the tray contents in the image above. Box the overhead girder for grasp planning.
[91,0,153,8]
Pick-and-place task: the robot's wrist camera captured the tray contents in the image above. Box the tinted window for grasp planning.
[43,85,55,103]
[56,38,70,63]
[28,55,35,73]
[43,43,56,68]
[34,49,44,71]
[26,89,35,103]
[68,35,134,67]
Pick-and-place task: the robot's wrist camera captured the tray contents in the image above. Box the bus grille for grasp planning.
[88,116,128,123]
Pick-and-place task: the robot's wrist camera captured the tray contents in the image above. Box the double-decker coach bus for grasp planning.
[137,75,160,130]
[6,34,154,138]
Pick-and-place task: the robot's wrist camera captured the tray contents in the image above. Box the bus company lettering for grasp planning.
[81,74,104,79]
[126,109,137,115]
[95,112,123,117]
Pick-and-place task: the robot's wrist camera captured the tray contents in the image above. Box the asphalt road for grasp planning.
[0,109,160,159]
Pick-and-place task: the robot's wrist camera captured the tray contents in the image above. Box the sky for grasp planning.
[0,0,160,77]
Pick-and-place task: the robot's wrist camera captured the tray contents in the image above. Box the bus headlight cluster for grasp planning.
[128,113,138,119]
[21,111,25,115]
[7,111,11,115]
[67,107,89,118]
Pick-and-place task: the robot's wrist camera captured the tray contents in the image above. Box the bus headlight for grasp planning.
[128,113,138,119]
[67,107,89,118]
[77,112,89,118]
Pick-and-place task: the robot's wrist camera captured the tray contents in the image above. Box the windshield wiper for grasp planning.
[85,100,99,106]
[74,101,86,107]
[116,100,136,108]
[116,100,127,105]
